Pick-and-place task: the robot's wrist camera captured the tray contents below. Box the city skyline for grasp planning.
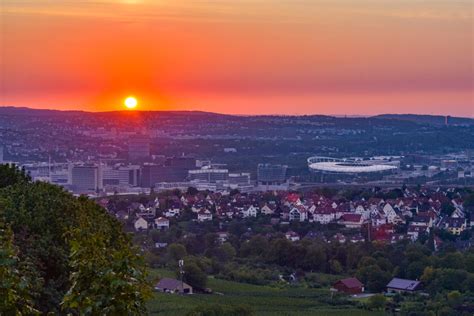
[1,0,473,116]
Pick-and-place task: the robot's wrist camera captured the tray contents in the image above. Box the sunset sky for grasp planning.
[1,0,473,116]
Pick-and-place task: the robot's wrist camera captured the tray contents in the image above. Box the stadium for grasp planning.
[307,156,399,182]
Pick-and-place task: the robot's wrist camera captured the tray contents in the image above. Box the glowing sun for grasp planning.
[124,96,138,109]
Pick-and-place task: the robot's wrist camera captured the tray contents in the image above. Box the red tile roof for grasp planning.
[335,278,363,289]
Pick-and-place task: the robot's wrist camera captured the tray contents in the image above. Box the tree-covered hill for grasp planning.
[0,164,150,315]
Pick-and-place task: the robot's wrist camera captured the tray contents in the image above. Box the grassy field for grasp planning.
[147,269,384,316]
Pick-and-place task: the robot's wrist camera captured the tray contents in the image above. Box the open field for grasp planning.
[147,270,384,316]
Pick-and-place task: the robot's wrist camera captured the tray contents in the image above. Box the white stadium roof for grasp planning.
[309,162,397,174]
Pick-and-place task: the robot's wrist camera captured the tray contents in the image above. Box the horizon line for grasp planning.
[0,105,473,119]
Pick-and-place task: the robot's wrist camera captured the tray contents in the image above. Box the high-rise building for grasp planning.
[257,164,288,185]
[0,146,3,162]
[70,165,102,193]
[128,136,150,160]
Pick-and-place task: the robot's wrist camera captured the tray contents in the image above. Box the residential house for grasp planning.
[136,205,156,219]
[242,205,258,218]
[371,213,387,227]
[411,215,433,228]
[155,217,170,230]
[134,217,148,231]
[155,278,193,294]
[386,278,421,293]
[217,232,229,244]
[339,214,364,228]
[407,224,429,241]
[115,210,129,220]
[445,218,467,235]
[332,278,364,294]
[197,209,213,222]
[390,234,408,244]
[349,234,365,243]
[313,208,334,224]
[289,206,308,222]
[285,231,300,242]
[354,205,366,214]
[261,204,275,215]
[164,208,181,218]
[331,233,347,244]
[382,203,400,224]
[155,242,168,249]
[451,207,465,219]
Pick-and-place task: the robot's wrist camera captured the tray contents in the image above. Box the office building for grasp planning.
[229,173,251,185]
[140,158,196,188]
[141,164,187,188]
[70,164,102,193]
[257,164,288,185]
[103,165,140,187]
[188,168,229,183]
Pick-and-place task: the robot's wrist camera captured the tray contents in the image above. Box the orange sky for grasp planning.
[1,0,473,116]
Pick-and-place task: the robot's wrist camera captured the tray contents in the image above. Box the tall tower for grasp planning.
[0,146,4,162]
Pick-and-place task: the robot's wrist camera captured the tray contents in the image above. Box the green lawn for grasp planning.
[147,270,384,316]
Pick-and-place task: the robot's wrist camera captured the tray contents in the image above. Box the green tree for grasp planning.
[463,193,474,210]
[0,207,38,315]
[214,243,236,263]
[446,291,462,307]
[168,243,188,262]
[406,261,426,279]
[240,236,269,258]
[182,260,208,290]
[0,164,31,189]
[329,259,343,274]
[61,198,151,315]
[367,294,387,310]
[301,244,327,272]
[357,265,391,293]
[0,171,151,314]
[265,238,295,266]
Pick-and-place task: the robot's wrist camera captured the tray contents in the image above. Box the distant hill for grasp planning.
[0,106,87,117]
[1,107,473,124]
[0,106,231,119]
[374,114,474,126]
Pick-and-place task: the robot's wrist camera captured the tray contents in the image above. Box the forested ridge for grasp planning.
[0,164,150,315]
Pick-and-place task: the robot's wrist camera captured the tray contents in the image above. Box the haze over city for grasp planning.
[1,0,473,116]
